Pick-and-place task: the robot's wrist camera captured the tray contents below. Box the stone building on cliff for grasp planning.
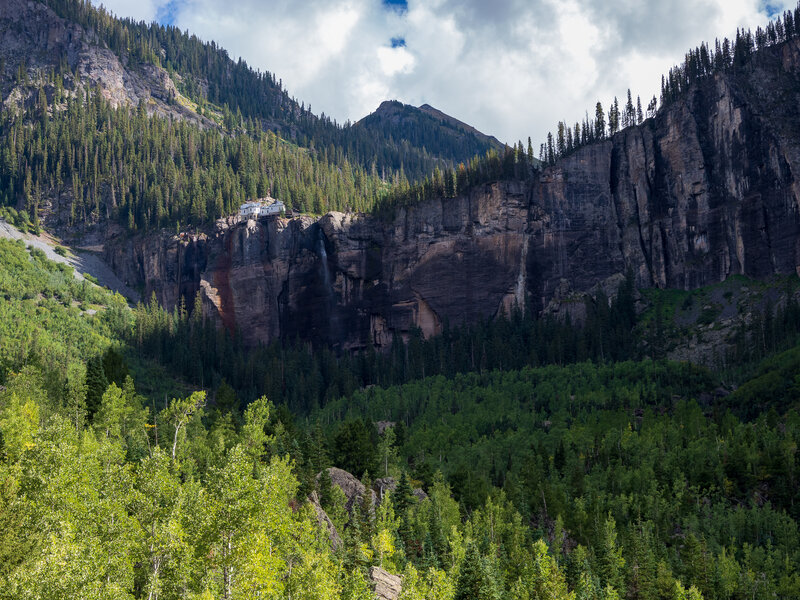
[239,196,285,219]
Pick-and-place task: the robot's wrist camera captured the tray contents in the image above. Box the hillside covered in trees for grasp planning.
[3,0,800,598]
[0,0,507,234]
[4,0,800,233]
[1,239,800,599]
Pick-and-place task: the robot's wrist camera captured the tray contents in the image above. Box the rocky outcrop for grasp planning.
[0,0,209,124]
[369,567,402,600]
[317,468,376,513]
[316,469,427,523]
[101,41,800,350]
[104,181,532,349]
[308,491,342,551]
[373,477,429,504]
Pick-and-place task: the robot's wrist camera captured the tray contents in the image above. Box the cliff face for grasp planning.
[106,41,800,349]
[0,0,209,123]
[106,182,531,349]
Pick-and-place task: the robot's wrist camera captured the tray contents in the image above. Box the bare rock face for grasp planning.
[101,41,800,350]
[527,66,800,300]
[369,566,402,600]
[105,182,532,350]
[307,491,342,551]
[317,468,376,513]
[0,0,210,124]
[0,0,83,88]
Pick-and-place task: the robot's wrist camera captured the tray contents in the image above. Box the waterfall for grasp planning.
[317,227,339,341]
[557,208,567,278]
[317,228,332,296]
[515,236,529,311]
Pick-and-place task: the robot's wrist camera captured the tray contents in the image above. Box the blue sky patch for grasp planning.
[390,37,406,48]
[761,0,786,18]
[157,0,181,25]
[383,0,408,13]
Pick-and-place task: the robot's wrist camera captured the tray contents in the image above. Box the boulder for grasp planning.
[307,491,342,551]
[369,566,402,600]
[317,467,376,513]
[374,420,396,434]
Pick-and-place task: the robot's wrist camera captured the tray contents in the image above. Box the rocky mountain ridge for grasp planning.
[0,0,210,123]
[356,99,504,157]
[98,38,800,350]
[6,0,800,352]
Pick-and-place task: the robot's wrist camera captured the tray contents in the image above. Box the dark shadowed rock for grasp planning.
[95,40,800,352]
[308,491,342,551]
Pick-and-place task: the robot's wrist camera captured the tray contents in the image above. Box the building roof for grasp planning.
[239,197,286,216]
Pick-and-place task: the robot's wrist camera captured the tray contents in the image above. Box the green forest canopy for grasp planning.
[1,231,800,598]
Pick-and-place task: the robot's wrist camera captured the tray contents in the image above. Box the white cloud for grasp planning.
[97,0,160,22]
[377,46,415,77]
[93,0,795,144]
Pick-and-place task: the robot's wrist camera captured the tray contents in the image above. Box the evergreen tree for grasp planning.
[454,542,502,600]
[597,514,625,592]
[394,471,416,556]
[595,102,606,139]
[85,354,108,420]
[625,89,635,128]
[333,420,378,477]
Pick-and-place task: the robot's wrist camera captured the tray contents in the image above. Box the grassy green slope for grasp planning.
[0,238,129,385]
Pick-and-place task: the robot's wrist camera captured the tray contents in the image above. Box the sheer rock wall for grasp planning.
[105,42,800,349]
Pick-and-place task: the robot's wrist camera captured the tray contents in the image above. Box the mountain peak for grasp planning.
[357,100,503,164]
[415,103,500,144]
[376,99,404,111]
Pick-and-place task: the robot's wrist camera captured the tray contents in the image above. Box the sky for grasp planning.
[92,0,795,144]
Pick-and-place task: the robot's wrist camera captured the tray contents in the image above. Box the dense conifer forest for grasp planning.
[0,0,503,231]
[0,89,389,229]
[2,234,800,599]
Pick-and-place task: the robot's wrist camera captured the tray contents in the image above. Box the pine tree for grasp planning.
[85,355,108,420]
[608,97,620,135]
[455,542,501,600]
[597,514,625,592]
[394,471,416,556]
[358,472,375,552]
[625,89,634,128]
[524,539,572,599]
[557,122,566,156]
[318,468,335,508]
[595,102,606,139]
[627,521,657,600]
